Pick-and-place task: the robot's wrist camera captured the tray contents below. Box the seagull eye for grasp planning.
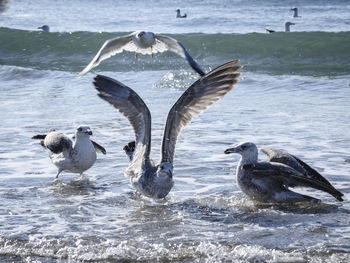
[241,145,246,150]
[78,127,82,132]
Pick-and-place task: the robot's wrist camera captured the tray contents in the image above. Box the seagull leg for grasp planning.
[56,169,62,179]
[135,53,138,60]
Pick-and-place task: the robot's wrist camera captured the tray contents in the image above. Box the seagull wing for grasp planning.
[43,132,73,154]
[244,162,343,201]
[261,147,341,189]
[91,140,107,155]
[78,33,134,77]
[261,147,307,174]
[32,134,47,148]
[161,60,241,164]
[93,75,152,169]
[155,34,205,76]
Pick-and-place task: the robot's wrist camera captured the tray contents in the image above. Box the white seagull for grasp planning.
[224,142,344,203]
[32,126,106,178]
[176,9,187,18]
[78,31,205,77]
[93,60,241,199]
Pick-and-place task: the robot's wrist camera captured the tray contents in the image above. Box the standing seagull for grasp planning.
[32,126,106,178]
[94,60,241,198]
[224,142,343,203]
[291,8,301,18]
[176,9,187,18]
[78,31,205,77]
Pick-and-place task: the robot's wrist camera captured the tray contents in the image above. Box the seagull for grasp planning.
[291,7,301,18]
[266,22,295,33]
[176,9,187,18]
[78,31,205,77]
[32,125,106,178]
[93,60,241,198]
[37,25,50,32]
[224,142,344,204]
[0,0,10,13]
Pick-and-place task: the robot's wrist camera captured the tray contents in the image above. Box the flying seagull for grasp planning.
[266,22,295,33]
[94,60,241,198]
[224,142,344,203]
[78,31,205,77]
[32,125,106,178]
[176,9,187,18]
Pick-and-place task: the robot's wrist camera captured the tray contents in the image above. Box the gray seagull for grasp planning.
[32,125,106,178]
[225,142,343,203]
[94,60,241,198]
[37,25,50,32]
[291,7,301,18]
[78,31,205,77]
[176,9,187,18]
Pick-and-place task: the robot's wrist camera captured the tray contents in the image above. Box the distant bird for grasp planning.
[94,60,241,199]
[291,7,301,18]
[37,25,50,32]
[0,0,10,13]
[265,28,276,33]
[32,126,106,178]
[224,142,344,203]
[176,9,187,18]
[78,31,205,77]
[266,22,295,33]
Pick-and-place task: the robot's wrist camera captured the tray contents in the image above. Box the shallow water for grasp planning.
[1,0,350,262]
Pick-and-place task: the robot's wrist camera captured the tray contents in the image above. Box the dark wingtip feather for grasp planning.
[32,134,46,140]
[334,190,344,201]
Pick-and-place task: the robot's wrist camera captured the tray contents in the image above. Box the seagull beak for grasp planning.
[224,148,237,154]
[86,131,93,135]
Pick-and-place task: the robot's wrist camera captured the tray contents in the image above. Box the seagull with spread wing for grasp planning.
[78,31,205,77]
[93,60,241,198]
[32,126,106,178]
[224,142,344,203]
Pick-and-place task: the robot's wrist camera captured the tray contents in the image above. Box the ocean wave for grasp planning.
[1,27,349,76]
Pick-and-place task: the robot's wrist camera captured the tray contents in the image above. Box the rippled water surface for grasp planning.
[1,0,350,262]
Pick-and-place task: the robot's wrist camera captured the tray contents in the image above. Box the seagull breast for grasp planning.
[132,31,156,49]
[71,138,97,172]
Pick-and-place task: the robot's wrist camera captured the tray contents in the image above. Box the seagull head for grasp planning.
[137,31,146,38]
[157,162,173,179]
[76,125,92,137]
[285,22,295,26]
[224,142,258,159]
[291,7,297,11]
